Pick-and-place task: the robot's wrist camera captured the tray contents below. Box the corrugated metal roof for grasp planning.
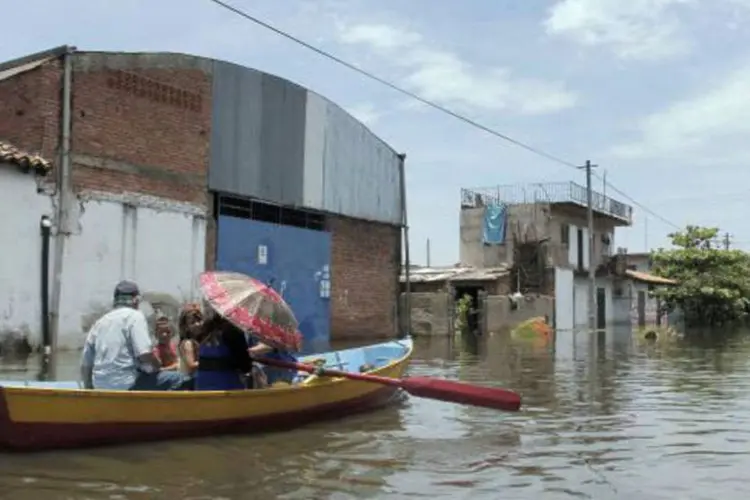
[625,269,677,285]
[0,45,72,82]
[0,57,53,82]
[400,265,510,283]
[0,140,52,174]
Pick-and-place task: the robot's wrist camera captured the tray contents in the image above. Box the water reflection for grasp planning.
[2,330,750,498]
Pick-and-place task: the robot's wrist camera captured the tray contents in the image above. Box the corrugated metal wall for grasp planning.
[322,103,401,223]
[302,92,327,210]
[210,63,306,206]
[209,61,402,225]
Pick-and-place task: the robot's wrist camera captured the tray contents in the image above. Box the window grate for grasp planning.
[216,194,326,232]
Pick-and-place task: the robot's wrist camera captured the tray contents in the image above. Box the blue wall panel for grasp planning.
[216,216,331,353]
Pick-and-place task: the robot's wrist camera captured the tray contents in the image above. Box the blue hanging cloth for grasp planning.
[482,203,507,245]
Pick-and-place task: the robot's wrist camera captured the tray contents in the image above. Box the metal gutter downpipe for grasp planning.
[397,153,411,338]
[40,215,52,352]
[49,45,75,355]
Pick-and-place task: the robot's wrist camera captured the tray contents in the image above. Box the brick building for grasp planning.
[0,46,404,351]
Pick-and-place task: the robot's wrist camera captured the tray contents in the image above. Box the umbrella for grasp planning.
[198,271,303,352]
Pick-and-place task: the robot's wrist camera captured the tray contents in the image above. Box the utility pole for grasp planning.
[426,238,431,267]
[578,160,597,331]
[724,232,731,250]
[644,216,648,251]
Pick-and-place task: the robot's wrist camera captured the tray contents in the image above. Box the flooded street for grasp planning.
[1,330,750,499]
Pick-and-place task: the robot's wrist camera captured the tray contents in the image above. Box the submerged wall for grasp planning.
[0,164,206,350]
[58,191,206,349]
[0,165,54,351]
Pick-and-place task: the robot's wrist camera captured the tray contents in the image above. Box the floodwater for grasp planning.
[1,329,750,499]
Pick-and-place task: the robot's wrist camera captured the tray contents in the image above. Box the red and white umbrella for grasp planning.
[199,271,303,352]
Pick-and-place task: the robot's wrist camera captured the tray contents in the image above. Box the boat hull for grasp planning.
[0,338,412,452]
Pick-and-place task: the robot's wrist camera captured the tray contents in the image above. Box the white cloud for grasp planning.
[610,62,750,162]
[336,22,577,115]
[345,102,382,125]
[338,23,423,51]
[544,0,695,61]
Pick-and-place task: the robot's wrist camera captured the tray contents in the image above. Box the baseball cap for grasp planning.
[113,280,140,299]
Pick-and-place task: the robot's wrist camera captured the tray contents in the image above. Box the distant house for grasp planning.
[615,252,677,328]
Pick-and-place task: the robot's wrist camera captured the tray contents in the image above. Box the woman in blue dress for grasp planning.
[193,314,253,391]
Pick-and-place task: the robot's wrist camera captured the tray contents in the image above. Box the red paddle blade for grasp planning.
[401,377,521,412]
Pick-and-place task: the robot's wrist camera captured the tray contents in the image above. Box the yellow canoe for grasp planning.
[0,338,413,452]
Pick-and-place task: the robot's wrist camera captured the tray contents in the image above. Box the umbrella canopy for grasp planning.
[199,271,303,352]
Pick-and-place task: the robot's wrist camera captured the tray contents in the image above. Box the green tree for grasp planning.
[651,226,750,327]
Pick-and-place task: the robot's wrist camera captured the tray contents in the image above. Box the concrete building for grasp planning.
[459,181,633,331]
[398,264,554,336]
[0,46,404,351]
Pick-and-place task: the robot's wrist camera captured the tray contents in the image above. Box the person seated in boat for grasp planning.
[80,281,188,391]
[194,312,254,391]
[247,337,300,386]
[152,314,179,371]
[177,303,203,387]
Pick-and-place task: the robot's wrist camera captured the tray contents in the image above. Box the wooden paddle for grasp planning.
[256,357,522,412]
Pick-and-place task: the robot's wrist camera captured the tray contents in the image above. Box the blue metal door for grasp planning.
[216,216,331,353]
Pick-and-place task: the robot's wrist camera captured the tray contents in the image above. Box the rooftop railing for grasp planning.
[460,181,633,224]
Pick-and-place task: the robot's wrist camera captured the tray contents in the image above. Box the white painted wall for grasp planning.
[554,267,574,332]
[572,276,614,328]
[573,280,588,328]
[0,170,206,349]
[57,192,206,349]
[0,165,55,341]
[582,227,590,270]
[567,223,577,266]
[604,281,614,324]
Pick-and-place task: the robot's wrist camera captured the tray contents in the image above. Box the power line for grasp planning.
[591,172,680,229]
[205,0,573,166]
[206,0,680,230]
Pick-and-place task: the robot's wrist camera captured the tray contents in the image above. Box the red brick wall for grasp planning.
[0,54,212,205]
[0,60,62,166]
[70,55,212,205]
[329,215,401,340]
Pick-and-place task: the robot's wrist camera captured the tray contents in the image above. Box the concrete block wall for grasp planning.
[399,292,452,337]
[484,295,554,334]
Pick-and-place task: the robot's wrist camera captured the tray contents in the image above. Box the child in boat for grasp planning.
[177,303,202,382]
[152,315,179,371]
[248,337,300,386]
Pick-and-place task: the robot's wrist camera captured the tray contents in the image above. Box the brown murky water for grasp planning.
[1,329,750,499]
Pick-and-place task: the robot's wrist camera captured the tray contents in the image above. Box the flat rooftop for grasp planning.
[460,181,633,225]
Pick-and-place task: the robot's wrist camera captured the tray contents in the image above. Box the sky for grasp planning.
[3,0,750,265]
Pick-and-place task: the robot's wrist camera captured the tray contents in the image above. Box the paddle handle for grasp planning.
[255,357,522,412]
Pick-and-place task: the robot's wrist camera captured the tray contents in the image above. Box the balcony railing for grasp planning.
[460,182,633,224]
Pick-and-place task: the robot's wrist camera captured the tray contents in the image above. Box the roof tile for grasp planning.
[0,140,52,174]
